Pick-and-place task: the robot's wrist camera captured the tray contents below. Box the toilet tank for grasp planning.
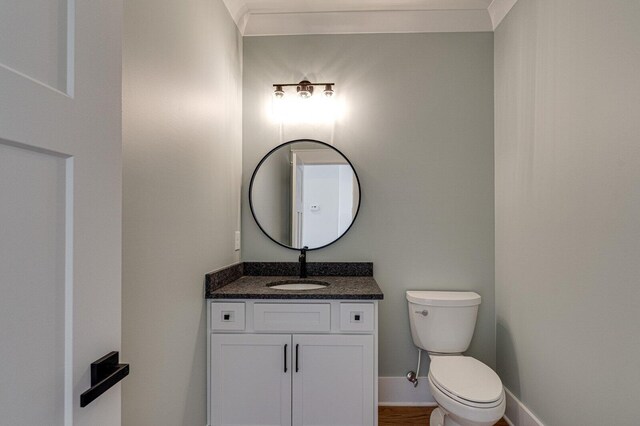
[406,291,481,354]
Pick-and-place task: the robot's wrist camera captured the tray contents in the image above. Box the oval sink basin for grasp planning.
[267,280,329,291]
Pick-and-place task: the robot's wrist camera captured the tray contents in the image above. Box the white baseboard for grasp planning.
[503,387,544,426]
[378,379,544,426]
[378,376,437,406]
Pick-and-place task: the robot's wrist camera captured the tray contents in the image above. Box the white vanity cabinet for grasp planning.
[208,300,378,426]
[210,333,292,426]
[292,334,374,425]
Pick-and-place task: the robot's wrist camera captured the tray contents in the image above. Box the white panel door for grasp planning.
[292,334,374,426]
[0,0,122,424]
[0,144,68,425]
[211,334,292,426]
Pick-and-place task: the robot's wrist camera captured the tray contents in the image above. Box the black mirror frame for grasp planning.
[248,139,362,251]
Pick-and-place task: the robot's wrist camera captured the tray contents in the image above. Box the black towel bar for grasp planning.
[80,351,129,407]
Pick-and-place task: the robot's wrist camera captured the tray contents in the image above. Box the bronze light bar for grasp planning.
[273,80,335,98]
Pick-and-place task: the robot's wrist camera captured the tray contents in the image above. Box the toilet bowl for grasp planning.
[406,291,505,426]
[427,355,505,426]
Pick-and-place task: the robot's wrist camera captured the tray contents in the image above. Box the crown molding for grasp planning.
[488,0,519,30]
[223,0,520,36]
[244,10,493,36]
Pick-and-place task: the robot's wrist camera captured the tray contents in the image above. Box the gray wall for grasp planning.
[242,33,495,376]
[122,1,242,425]
[495,1,640,424]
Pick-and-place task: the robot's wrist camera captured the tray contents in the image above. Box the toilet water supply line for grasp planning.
[406,348,422,387]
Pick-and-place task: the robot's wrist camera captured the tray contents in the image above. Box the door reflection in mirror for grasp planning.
[249,140,361,250]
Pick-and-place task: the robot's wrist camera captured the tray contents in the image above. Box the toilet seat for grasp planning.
[428,356,504,408]
[428,378,506,426]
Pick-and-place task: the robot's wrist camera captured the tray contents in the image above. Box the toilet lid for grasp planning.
[429,356,503,405]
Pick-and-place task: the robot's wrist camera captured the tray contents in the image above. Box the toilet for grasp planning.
[406,291,505,426]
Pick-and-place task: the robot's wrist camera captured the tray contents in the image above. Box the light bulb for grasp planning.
[296,80,314,99]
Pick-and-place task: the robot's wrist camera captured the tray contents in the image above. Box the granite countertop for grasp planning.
[209,275,383,300]
[205,262,383,300]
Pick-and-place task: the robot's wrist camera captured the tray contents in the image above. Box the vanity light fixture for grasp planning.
[274,85,285,98]
[297,81,313,98]
[322,84,334,98]
[273,80,335,99]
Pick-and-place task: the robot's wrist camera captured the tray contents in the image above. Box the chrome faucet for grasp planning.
[299,246,308,278]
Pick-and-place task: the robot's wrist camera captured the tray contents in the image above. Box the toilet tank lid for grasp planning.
[406,291,481,307]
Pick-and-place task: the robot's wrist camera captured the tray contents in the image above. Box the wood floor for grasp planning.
[379,406,509,426]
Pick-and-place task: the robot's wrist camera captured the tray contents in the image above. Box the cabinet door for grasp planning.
[211,334,292,426]
[292,334,374,426]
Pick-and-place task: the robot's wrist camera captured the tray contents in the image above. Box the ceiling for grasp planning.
[222,0,519,36]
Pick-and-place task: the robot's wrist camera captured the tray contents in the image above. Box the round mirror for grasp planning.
[249,139,361,250]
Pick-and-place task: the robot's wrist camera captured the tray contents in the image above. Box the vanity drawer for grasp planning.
[253,303,331,332]
[211,302,245,331]
[340,303,374,332]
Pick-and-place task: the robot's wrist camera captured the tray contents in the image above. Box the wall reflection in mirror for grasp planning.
[249,140,361,250]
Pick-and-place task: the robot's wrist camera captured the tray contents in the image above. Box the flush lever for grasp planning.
[415,310,429,316]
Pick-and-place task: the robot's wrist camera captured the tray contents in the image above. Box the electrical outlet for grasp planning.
[234,231,241,251]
